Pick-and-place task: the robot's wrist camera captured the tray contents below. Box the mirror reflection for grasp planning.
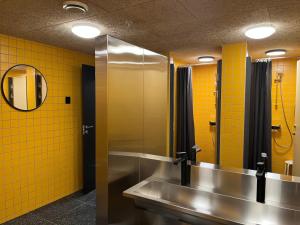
[1,64,47,111]
[271,59,296,175]
[175,56,299,177]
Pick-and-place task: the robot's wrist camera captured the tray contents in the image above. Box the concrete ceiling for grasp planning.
[0,0,300,63]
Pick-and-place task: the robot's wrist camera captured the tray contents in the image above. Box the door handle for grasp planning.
[82,125,94,135]
[84,125,94,129]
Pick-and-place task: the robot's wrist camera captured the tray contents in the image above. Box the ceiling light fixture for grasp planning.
[72,25,100,39]
[198,56,215,62]
[265,49,287,57]
[245,26,276,39]
[63,1,88,13]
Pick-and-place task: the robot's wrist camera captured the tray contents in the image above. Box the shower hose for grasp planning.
[273,81,294,153]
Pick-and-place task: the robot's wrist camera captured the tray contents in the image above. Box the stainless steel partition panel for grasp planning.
[108,152,181,225]
[143,50,168,156]
[107,36,144,153]
[106,37,168,156]
[109,154,140,225]
[95,35,109,225]
[96,35,169,225]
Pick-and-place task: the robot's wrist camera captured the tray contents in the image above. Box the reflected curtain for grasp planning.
[176,67,195,160]
[248,61,272,171]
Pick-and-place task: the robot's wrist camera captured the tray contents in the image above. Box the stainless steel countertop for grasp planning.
[123,178,300,225]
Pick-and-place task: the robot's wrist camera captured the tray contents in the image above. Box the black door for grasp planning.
[82,64,95,193]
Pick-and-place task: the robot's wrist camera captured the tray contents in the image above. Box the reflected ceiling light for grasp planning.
[72,25,100,39]
[63,1,88,13]
[198,56,215,62]
[265,49,286,57]
[245,26,276,39]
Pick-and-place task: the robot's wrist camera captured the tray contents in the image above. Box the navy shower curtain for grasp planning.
[247,61,272,171]
[176,67,195,160]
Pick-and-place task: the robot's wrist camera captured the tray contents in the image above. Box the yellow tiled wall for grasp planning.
[271,58,297,174]
[0,34,94,223]
[192,65,217,163]
[220,42,247,168]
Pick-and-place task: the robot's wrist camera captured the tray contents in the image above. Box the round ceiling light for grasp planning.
[265,49,287,57]
[63,1,88,13]
[72,25,100,39]
[198,56,215,62]
[245,26,276,39]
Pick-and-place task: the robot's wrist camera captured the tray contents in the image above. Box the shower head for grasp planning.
[274,73,282,83]
[274,68,284,83]
[276,65,284,74]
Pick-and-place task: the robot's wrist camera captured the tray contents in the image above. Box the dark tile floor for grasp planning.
[4,190,96,225]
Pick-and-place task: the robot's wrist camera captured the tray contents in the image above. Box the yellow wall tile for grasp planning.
[220,42,247,168]
[271,58,297,174]
[192,64,217,163]
[0,33,94,223]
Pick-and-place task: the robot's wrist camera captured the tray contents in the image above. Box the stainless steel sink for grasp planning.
[123,178,300,225]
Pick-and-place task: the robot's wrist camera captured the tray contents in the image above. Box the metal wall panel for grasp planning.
[143,50,168,156]
[108,152,181,225]
[266,175,300,210]
[190,163,257,201]
[108,153,140,225]
[95,35,109,225]
[191,162,300,210]
[95,35,169,225]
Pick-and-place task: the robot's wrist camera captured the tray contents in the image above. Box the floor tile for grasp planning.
[4,213,55,225]
[32,196,83,221]
[3,191,96,225]
[53,204,96,225]
[72,190,96,203]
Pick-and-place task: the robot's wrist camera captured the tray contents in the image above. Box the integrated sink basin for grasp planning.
[123,179,300,225]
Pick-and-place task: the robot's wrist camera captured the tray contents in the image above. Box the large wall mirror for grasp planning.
[175,56,300,177]
[1,64,47,111]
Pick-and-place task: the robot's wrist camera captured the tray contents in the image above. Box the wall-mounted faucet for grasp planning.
[256,161,266,203]
[173,151,189,186]
[173,145,201,186]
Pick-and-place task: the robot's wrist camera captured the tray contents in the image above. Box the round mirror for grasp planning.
[1,64,47,111]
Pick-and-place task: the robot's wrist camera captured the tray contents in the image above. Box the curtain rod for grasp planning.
[177,62,217,68]
[255,58,272,62]
[253,56,300,62]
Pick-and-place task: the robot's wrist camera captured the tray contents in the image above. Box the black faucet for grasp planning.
[256,161,266,203]
[190,145,201,165]
[173,152,190,186]
[261,152,268,171]
[173,146,201,186]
